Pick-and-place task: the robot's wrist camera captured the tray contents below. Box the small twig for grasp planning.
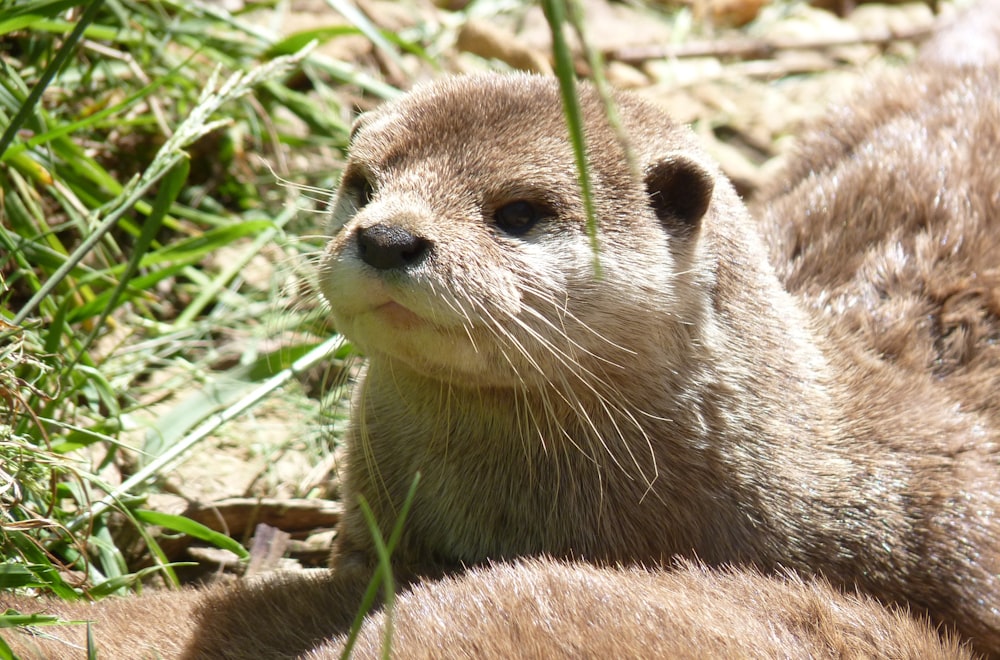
[182,497,343,535]
[608,24,935,65]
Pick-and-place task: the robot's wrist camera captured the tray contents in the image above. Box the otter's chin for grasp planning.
[354,325,538,389]
[371,300,425,330]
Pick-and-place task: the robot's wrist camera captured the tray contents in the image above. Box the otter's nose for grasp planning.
[356,223,430,270]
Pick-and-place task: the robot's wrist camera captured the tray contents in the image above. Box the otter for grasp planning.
[307,69,999,654]
[5,5,1000,658]
[1,560,970,658]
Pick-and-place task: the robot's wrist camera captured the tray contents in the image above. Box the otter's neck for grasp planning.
[344,274,853,571]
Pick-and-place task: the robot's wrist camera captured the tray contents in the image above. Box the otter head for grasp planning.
[319,74,719,389]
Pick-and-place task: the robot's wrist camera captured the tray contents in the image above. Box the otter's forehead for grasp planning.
[349,76,595,174]
[347,75,698,189]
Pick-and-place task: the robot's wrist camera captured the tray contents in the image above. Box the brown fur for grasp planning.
[1,560,971,659]
[1,588,201,658]
[322,559,972,659]
[0,570,369,659]
[753,67,1000,423]
[917,1,1000,69]
[5,5,1000,657]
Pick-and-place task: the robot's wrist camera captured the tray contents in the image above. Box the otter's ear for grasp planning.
[644,155,714,237]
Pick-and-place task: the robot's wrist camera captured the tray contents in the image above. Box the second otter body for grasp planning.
[322,559,971,660]
[2,558,970,658]
[319,70,1000,653]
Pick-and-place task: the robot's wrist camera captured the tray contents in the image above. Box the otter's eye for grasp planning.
[494,200,542,236]
[354,177,375,208]
[341,170,375,210]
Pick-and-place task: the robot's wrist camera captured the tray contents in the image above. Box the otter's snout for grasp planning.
[356,223,430,270]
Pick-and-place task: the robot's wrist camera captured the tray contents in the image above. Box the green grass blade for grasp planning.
[132,510,250,560]
[0,612,62,628]
[85,563,196,599]
[6,536,79,601]
[541,0,601,272]
[340,473,421,660]
[0,564,46,590]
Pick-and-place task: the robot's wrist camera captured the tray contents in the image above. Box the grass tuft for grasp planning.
[0,0,370,602]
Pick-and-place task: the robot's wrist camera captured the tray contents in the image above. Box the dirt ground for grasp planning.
[130,0,967,579]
